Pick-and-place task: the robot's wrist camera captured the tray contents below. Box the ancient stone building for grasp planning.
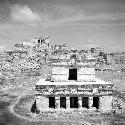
[35,51,118,114]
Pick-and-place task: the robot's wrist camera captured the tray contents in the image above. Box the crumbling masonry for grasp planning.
[35,52,124,114]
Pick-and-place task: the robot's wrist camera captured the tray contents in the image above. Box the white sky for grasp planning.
[0,0,125,52]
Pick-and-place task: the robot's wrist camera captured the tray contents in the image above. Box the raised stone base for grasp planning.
[100,96,113,113]
[35,95,116,113]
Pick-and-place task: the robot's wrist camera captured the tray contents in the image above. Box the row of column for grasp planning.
[78,97,94,109]
[55,97,94,109]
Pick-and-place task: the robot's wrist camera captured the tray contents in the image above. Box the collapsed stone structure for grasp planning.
[35,50,123,114]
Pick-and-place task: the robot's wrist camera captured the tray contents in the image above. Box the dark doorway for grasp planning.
[31,100,37,113]
[93,97,99,109]
[82,97,89,109]
[60,97,66,108]
[49,97,55,108]
[68,68,77,80]
[70,97,78,108]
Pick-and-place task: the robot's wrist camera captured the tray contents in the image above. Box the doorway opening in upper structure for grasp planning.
[70,97,78,108]
[68,68,77,80]
[49,97,55,108]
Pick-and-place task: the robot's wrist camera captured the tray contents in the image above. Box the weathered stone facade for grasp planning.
[35,52,123,114]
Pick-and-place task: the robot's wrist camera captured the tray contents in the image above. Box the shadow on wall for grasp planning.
[31,100,40,114]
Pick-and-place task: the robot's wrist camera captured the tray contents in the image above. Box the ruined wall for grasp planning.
[36,96,49,111]
[51,66,69,81]
[99,96,113,113]
[77,67,95,81]
[78,67,95,74]
[77,74,95,81]
[112,96,124,114]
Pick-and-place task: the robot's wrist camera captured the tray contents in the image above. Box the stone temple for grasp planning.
[35,51,123,114]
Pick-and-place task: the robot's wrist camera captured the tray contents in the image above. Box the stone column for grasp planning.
[66,97,70,109]
[78,97,82,109]
[89,97,93,109]
[55,97,60,109]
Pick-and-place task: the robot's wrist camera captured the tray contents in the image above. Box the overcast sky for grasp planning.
[0,0,125,52]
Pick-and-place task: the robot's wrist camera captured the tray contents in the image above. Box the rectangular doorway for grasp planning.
[68,68,77,80]
[60,97,66,108]
[82,97,89,109]
[93,97,99,109]
[70,97,78,108]
[49,97,55,108]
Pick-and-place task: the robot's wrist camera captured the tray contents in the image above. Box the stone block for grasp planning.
[51,74,68,81]
[66,97,70,109]
[55,97,60,109]
[52,67,68,74]
[36,96,49,111]
[113,97,124,114]
[100,96,113,113]
[77,74,95,81]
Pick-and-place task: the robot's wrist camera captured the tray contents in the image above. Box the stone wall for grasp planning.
[51,66,95,82]
[35,94,124,114]
[51,66,69,81]
[112,96,124,114]
[78,67,95,74]
[99,95,113,113]
[77,74,95,82]
[77,67,95,81]
[36,96,49,111]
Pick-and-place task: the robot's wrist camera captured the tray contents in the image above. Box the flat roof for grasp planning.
[36,78,113,85]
